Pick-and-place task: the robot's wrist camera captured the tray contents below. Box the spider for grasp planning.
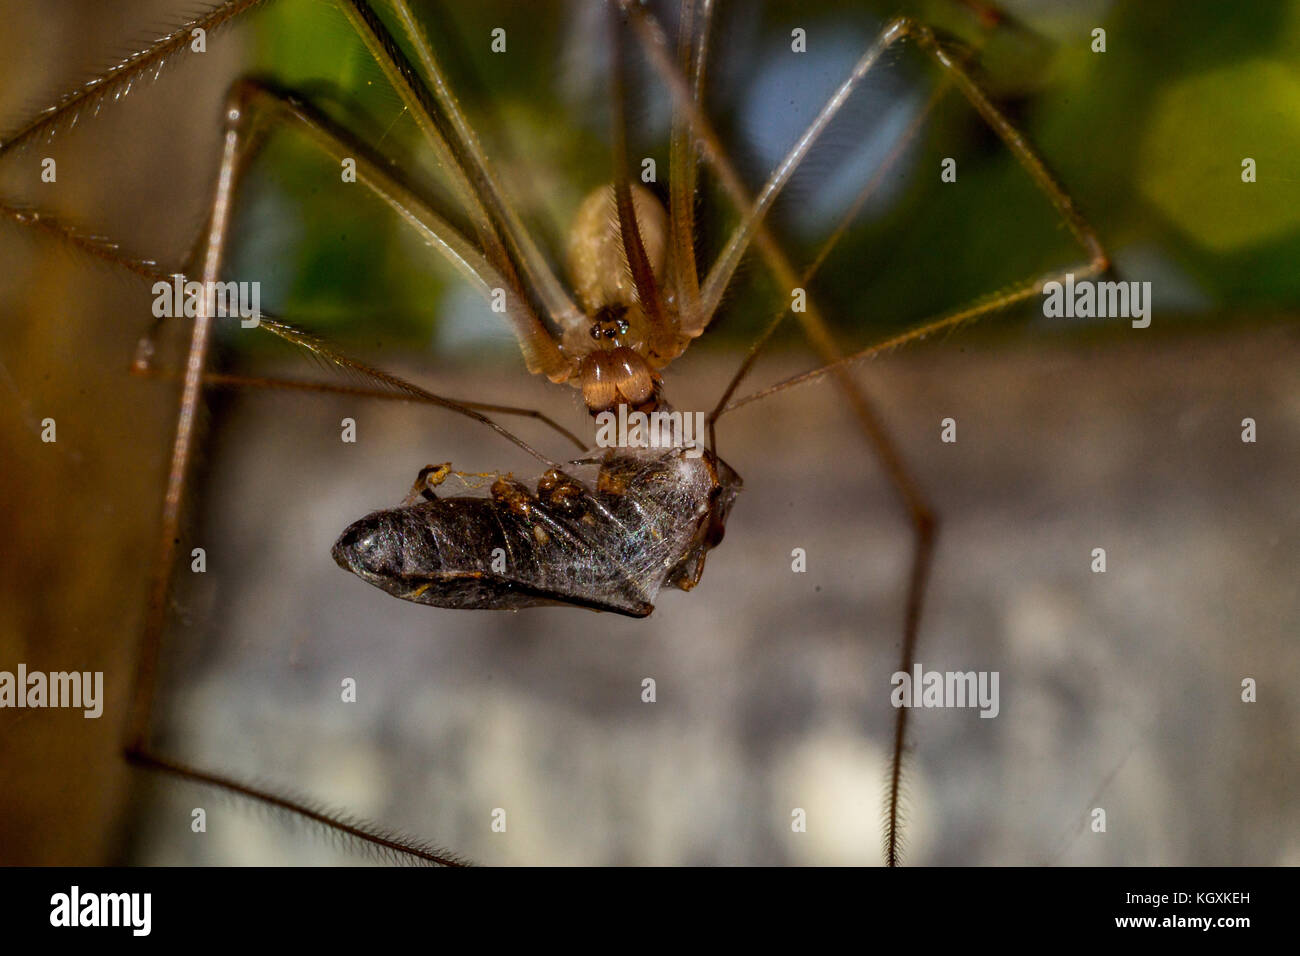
[0,0,1118,865]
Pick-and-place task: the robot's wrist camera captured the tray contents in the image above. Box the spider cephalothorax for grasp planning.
[563,182,689,414]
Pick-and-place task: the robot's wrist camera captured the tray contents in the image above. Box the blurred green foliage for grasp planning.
[1033,0,1300,309]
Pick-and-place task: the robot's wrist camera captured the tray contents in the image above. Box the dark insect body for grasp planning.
[333,445,741,617]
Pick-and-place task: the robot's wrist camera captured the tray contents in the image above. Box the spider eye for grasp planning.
[616,318,629,334]
[590,324,602,340]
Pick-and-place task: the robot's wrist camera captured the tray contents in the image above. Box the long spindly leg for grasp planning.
[635,3,1109,864]
[702,2,1025,435]
[631,6,1108,341]
[0,7,573,444]
[376,0,585,337]
[697,69,957,869]
[113,74,588,867]
[163,75,570,465]
[2,77,599,860]
[136,369,587,451]
[0,199,582,453]
[698,70,970,868]
[705,79,949,449]
[713,14,1111,408]
[323,0,579,379]
[606,3,677,357]
[667,0,710,313]
[636,0,940,866]
[1,0,576,384]
[1,47,590,459]
[0,1,270,156]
